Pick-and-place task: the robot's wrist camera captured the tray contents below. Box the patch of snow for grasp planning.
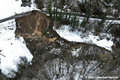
[54,25,113,51]
[106,20,120,24]
[79,0,87,3]
[0,19,33,77]
[0,0,37,19]
[0,0,37,77]
[49,48,61,55]
[71,48,82,57]
[42,7,47,11]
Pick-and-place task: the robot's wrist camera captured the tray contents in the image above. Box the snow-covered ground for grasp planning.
[0,19,33,77]
[0,0,37,77]
[53,14,120,51]
[54,25,113,51]
[0,0,37,19]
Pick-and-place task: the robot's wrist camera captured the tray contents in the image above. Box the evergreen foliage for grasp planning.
[48,2,79,28]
